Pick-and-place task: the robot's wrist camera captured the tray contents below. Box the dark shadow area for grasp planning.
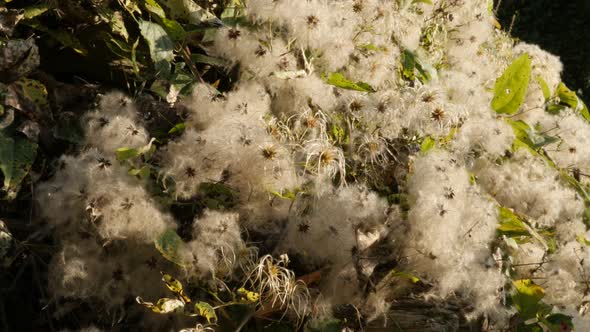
[496,0,590,102]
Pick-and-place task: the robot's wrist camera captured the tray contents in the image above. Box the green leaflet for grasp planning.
[144,0,166,18]
[191,54,227,67]
[329,123,348,144]
[390,270,421,283]
[159,0,219,25]
[497,206,529,238]
[198,182,238,209]
[270,188,298,201]
[401,50,431,84]
[322,72,376,93]
[535,76,551,101]
[505,119,558,167]
[168,123,186,135]
[116,147,140,161]
[116,138,157,162]
[154,229,187,266]
[491,53,532,115]
[420,136,435,153]
[554,82,590,121]
[576,233,590,246]
[0,130,38,199]
[138,19,174,76]
[128,165,150,179]
[23,4,51,20]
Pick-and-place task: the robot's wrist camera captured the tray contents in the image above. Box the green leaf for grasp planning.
[498,206,529,238]
[155,229,187,266]
[390,270,421,283]
[544,313,574,332]
[576,233,590,246]
[420,136,435,153]
[535,76,551,101]
[412,0,433,4]
[28,21,88,56]
[554,82,590,122]
[138,19,175,76]
[357,43,387,52]
[528,130,559,149]
[220,0,246,18]
[168,123,186,135]
[96,8,129,42]
[198,182,238,209]
[144,0,166,18]
[159,0,219,25]
[270,188,298,201]
[190,54,226,66]
[546,104,566,115]
[193,302,217,324]
[128,165,151,179]
[512,279,545,319]
[131,37,140,75]
[491,53,532,115]
[116,147,140,161]
[560,170,590,203]
[0,131,37,199]
[23,4,51,19]
[322,72,376,93]
[158,17,186,42]
[401,50,431,84]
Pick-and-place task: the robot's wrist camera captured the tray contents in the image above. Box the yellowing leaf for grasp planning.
[237,287,260,303]
[193,302,217,324]
[136,296,185,314]
[511,279,545,319]
[491,53,532,115]
[161,272,191,303]
[0,131,38,199]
